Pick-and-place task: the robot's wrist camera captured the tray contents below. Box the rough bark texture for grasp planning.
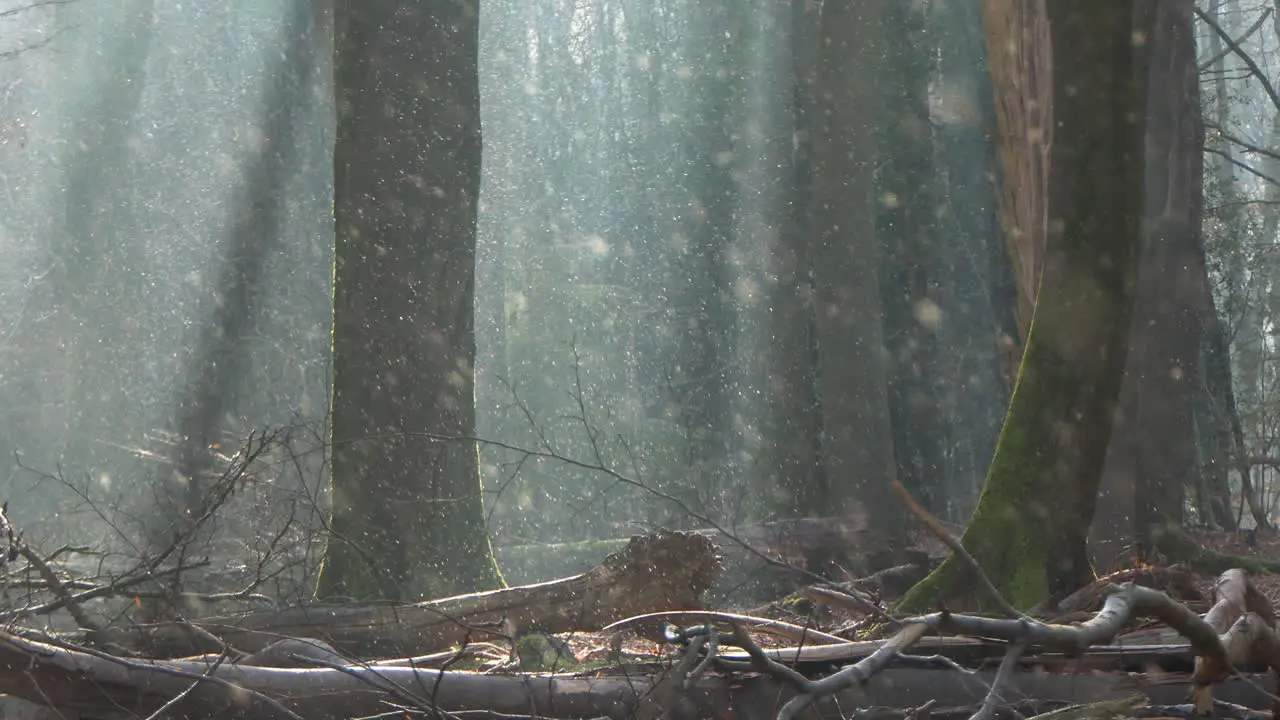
[900,2,1148,611]
[318,0,502,601]
[1091,0,1205,570]
[981,0,1051,345]
[806,0,900,544]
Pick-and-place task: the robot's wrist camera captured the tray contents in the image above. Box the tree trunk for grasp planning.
[317,0,502,601]
[764,0,824,517]
[670,2,741,515]
[806,0,901,548]
[163,1,314,564]
[41,0,155,483]
[900,2,1148,610]
[878,1,948,515]
[981,0,1051,347]
[1091,0,1204,570]
[1199,0,1259,531]
[928,0,1013,522]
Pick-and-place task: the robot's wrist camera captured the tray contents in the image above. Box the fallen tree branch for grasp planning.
[597,610,848,646]
[623,575,1271,720]
[1,624,1278,720]
[0,629,674,720]
[1046,564,1203,616]
[971,637,1027,720]
[93,530,722,658]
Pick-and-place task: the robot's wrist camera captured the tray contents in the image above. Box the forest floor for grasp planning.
[1185,526,1280,597]
[549,525,1280,702]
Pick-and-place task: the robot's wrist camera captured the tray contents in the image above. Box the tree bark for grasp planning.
[1092,0,1206,569]
[900,2,1148,610]
[670,1,741,515]
[980,0,1051,347]
[317,0,502,601]
[763,0,824,517]
[806,0,901,546]
[10,628,1273,720]
[878,1,949,514]
[927,0,1014,522]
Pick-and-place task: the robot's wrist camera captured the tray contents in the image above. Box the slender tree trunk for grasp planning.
[878,1,948,514]
[808,0,900,546]
[901,1,1147,610]
[980,0,1051,349]
[1128,0,1200,550]
[44,0,155,473]
[671,2,740,513]
[317,0,502,601]
[766,0,823,516]
[928,0,1012,522]
[1092,0,1205,569]
[169,0,315,537]
[1200,0,1263,530]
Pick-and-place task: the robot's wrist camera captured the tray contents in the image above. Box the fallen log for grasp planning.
[92,530,721,658]
[1188,568,1280,715]
[0,629,678,720]
[1,629,1277,720]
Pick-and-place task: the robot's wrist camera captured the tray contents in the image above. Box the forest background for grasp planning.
[0,0,1267,611]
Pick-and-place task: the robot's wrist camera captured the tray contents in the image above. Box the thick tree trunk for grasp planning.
[317,0,502,601]
[97,531,720,659]
[900,2,1148,610]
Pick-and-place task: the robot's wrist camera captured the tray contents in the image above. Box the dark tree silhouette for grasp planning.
[317,0,502,601]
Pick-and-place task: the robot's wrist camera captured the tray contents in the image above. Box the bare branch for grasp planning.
[1198,7,1271,72]
[1195,7,1280,113]
[1204,147,1280,186]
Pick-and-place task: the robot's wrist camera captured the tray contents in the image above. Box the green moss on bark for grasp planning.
[899,4,1147,613]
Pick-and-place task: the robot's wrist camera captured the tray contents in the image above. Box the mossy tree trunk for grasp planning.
[899,2,1149,612]
[316,0,503,602]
